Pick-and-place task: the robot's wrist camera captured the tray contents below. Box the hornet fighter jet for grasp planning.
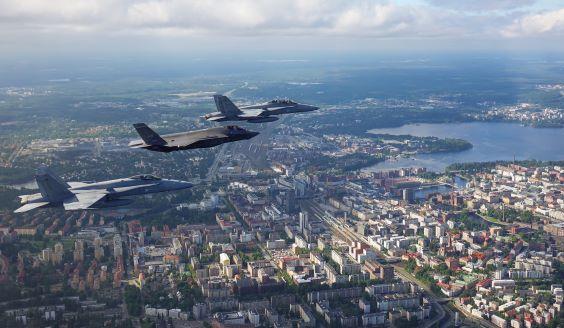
[15,168,192,213]
[128,123,259,152]
[203,95,319,123]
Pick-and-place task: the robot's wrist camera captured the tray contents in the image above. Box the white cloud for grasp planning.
[502,8,564,37]
[127,2,170,26]
[0,0,561,42]
[0,0,112,23]
[425,0,536,12]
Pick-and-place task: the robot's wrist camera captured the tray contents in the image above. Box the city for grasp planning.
[1,0,564,327]
[0,111,562,327]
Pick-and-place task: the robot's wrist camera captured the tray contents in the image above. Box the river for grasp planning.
[366,122,564,172]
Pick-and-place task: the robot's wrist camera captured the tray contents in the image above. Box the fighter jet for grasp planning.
[128,123,259,152]
[203,95,319,123]
[15,168,192,213]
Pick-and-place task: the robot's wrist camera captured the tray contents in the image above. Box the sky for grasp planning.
[1,0,563,58]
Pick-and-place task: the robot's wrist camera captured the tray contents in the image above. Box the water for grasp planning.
[453,176,468,189]
[366,122,564,172]
[413,176,468,200]
[414,184,452,200]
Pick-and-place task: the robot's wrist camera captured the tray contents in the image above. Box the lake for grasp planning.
[366,122,564,172]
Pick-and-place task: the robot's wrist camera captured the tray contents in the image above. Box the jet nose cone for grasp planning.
[171,180,193,190]
[247,131,260,139]
[180,181,193,189]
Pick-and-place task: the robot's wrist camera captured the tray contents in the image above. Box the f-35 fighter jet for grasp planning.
[128,123,259,152]
[203,95,319,123]
[15,168,192,213]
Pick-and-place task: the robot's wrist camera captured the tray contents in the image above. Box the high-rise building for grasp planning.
[403,189,414,204]
[54,242,64,254]
[299,212,309,234]
[100,266,108,282]
[41,248,52,263]
[286,190,297,214]
[357,222,367,236]
[73,240,84,262]
[52,242,64,265]
[93,277,100,290]
[380,266,395,282]
[94,246,104,260]
[435,225,446,238]
[495,268,507,280]
[113,235,123,259]
[423,226,435,240]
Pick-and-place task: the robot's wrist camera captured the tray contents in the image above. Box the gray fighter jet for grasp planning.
[128,123,259,152]
[203,95,319,123]
[15,168,192,213]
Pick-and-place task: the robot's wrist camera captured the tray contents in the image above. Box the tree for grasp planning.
[395,317,419,328]
[124,285,143,317]
[405,258,417,273]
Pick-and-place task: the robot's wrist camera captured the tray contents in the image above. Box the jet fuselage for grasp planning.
[129,125,259,152]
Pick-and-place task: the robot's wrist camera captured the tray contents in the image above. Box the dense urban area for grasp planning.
[0,60,562,328]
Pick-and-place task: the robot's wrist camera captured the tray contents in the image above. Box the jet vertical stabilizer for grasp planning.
[213,95,243,117]
[35,167,73,202]
[133,123,167,146]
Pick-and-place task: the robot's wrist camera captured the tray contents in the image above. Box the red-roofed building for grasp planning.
[164,255,180,265]
[476,278,492,288]
[445,257,460,270]
[278,257,300,269]
[127,220,143,234]
[472,252,486,261]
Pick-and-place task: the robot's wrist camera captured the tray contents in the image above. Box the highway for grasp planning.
[7,144,24,166]
[205,143,228,182]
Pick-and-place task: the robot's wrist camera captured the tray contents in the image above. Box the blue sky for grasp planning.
[0,0,563,56]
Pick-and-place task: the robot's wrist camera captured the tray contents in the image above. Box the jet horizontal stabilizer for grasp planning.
[15,202,50,213]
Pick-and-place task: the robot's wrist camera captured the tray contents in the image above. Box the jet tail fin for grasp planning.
[35,167,73,202]
[133,123,167,146]
[213,95,242,117]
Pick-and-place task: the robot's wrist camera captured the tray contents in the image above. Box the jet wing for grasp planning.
[111,183,158,193]
[163,129,226,146]
[14,202,50,213]
[67,182,90,188]
[205,116,227,122]
[63,193,108,210]
[128,141,147,149]
[240,108,267,118]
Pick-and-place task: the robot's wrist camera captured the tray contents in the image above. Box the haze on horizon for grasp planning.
[1,0,564,60]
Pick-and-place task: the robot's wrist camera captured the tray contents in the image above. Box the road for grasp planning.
[205,143,228,182]
[302,199,454,328]
[452,300,498,328]
[224,82,248,96]
[205,81,253,182]
[7,144,24,166]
